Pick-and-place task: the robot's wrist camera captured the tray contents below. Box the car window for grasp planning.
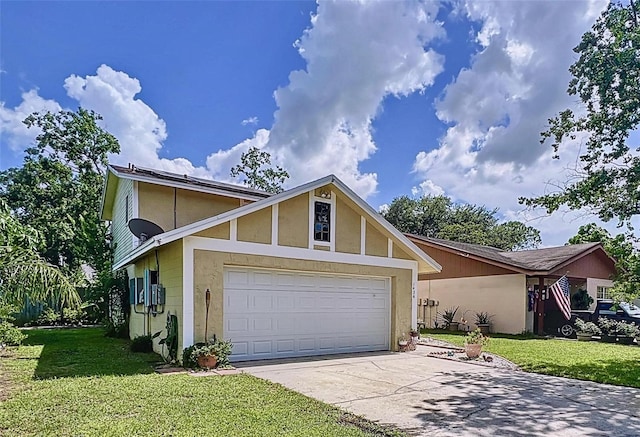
[599,302,617,315]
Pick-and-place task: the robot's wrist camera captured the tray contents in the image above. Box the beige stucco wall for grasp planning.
[586,278,614,309]
[335,196,361,254]
[277,194,308,248]
[137,182,241,232]
[418,273,527,334]
[194,222,230,239]
[128,240,184,355]
[365,221,388,257]
[192,250,413,351]
[237,207,271,244]
[392,243,413,260]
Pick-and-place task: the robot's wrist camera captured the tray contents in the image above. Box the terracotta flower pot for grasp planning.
[465,343,482,358]
[448,322,459,332]
[197,354,217,369]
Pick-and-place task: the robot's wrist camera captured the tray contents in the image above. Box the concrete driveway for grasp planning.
[238,347,640,436]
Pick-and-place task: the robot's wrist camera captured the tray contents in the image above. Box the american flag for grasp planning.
[550,275,571,320]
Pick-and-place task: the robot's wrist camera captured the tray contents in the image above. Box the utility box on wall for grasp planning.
[151,284,165,306]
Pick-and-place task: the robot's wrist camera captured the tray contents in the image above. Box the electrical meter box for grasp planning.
[151,284,165,305]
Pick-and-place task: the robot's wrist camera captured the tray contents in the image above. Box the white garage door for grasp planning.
[223,267,391,361]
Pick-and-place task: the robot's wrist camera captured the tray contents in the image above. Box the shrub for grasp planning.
[617,321,639,337]
[37,307,61,325]
[597,317,617,336]
[130,334,153,353]
[438,306,459,329]
[62,307,86,325]
[104,320,129,338]
[0,321,26,347]
[575,318,601,335]
[464,328,489,346]
[182,338,234,369]
[475,311,493,325]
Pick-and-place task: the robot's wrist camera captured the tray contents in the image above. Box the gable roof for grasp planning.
[407,234,611,275]
[100,164,271,220]
[112,174,442,274]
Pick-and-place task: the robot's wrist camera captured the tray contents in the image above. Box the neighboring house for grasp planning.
[100,164,441,361]
[407,235,616,335]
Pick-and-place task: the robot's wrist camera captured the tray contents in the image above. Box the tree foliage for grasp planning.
[567,223,640,302]
[230,147,289,193]
[383,195,541,250]
[0,108,120,317]
[521,1,640,225]
[0,198,80,308]
[0,108,119,272]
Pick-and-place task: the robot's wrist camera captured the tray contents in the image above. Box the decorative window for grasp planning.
[314,201,331,242]
[596,286,612,300]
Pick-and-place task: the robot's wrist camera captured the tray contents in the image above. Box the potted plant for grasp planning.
[570,289,593,310]
[182,337,233,370]
[474,311,493,335]
[409,329,419,350]
[440,306,459,331]
[616,321,639,345]
[464,328,489,358]
[398,333,409,352]
[574,318,600,341]
[597,317,617,343]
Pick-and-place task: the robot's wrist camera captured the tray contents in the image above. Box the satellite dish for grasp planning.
[128,218,164,242]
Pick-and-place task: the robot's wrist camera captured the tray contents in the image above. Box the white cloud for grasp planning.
[412,0,610,246]
[63,65,214,177]
[206,129,271,184]
[1,65,213,178]
[241,116,258,126]
[218,0,446,198]
[3,2,447,200]
[0,89,62,152]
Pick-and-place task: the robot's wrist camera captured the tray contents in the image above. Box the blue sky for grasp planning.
[1,0,617,246]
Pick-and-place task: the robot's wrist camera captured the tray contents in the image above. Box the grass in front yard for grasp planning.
[423,329,640,388]
[0,328,403,437]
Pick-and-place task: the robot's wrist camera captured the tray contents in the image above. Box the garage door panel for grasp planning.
[227,270,249,286]
[277,296,295,309]
[254,272,273,286]
[252,294,273,309]
[224,268,390,361]
[233,342,249,356]
[276,339,295,353]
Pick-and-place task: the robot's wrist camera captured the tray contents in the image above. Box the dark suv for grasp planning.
[558,301,640,337]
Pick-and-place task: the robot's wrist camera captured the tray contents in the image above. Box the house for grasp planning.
[407,235,616,335]
[100,164,441,361]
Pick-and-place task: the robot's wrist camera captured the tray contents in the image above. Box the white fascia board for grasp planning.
[411,267,418,330]
[100,169,119,221]
[185,236,419,271]
[182,241,195,349]
[109,166,267,202]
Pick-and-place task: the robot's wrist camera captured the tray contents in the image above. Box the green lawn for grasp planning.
[0,328,403,437]
[423,329,640,388]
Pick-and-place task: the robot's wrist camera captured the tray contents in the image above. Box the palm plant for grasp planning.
[0,199,80,308]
